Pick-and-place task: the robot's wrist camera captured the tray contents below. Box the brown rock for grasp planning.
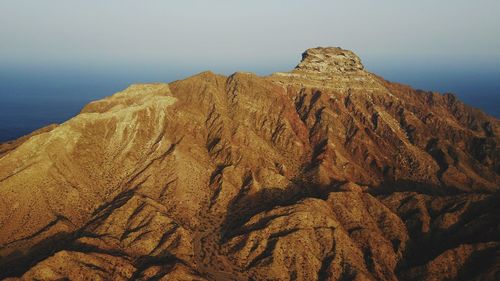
[0,47,498,280]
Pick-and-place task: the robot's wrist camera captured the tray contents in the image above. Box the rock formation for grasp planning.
[0,47,498,281]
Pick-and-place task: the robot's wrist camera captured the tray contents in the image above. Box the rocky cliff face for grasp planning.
[0,47,498,281]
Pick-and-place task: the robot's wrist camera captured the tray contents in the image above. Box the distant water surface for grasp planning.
[0,64,498,143]
[0,64,191,143]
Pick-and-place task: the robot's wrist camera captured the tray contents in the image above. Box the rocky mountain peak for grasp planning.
[294,47,364,73]
[0,47,498,281]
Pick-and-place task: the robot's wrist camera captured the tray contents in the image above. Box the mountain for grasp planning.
[0,47,498,281]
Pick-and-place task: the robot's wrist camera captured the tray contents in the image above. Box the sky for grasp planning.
[0,0,499,141]
[1,0,499,70]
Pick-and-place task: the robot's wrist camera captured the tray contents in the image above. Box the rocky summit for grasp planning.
[0,47,498,281]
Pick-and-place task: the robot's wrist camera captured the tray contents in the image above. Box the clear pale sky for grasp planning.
[1,0,499,72]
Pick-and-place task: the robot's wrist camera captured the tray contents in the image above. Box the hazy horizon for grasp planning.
[1,0,499,142]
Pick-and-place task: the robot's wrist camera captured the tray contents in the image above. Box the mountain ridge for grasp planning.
[0,47,498,281]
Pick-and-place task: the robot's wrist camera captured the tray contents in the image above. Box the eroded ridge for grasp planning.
[0,47,498,281]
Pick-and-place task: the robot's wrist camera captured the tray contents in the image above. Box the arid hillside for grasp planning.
[0,47,498,281]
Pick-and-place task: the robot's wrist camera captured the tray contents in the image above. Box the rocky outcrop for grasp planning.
[0,47,498,280]
[295,47,364,73]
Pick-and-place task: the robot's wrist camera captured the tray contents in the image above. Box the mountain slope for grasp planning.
[0,47,498,281]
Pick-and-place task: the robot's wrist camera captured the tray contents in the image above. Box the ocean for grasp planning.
[0,64,498,143]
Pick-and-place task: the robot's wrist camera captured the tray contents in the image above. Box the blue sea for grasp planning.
[0,63,499,143]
